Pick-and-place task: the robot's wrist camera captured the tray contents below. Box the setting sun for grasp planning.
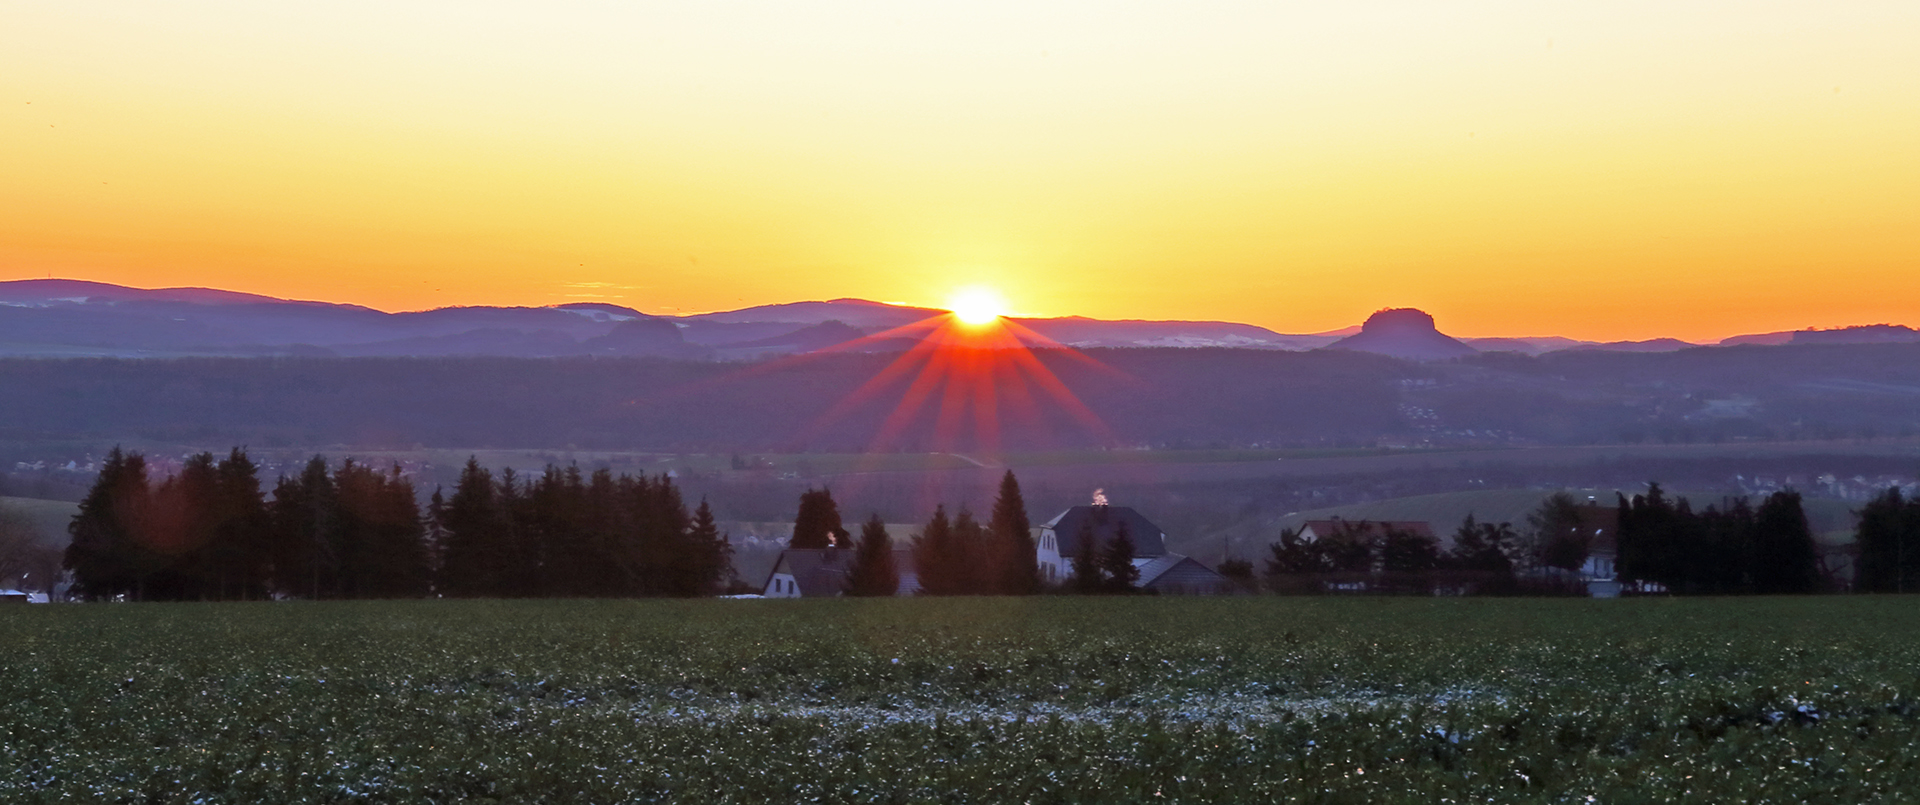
[947,288,1009,326]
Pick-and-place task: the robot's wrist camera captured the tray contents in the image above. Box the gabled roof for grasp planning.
[765,548,853,597]
[1130,553,1230,594]
[765,548,916,597]
[1041,505,1168,558]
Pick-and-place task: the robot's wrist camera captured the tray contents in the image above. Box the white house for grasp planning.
[1037,502,1229,595]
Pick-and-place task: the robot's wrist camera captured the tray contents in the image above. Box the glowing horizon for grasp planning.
[5,1,1918,342]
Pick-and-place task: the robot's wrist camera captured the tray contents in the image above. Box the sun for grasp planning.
[946,287,1009,326]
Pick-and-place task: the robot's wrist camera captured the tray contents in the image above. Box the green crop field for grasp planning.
[4,598,1920,803]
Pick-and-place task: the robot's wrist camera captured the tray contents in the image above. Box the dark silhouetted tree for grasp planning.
[210,448,270,600]
[436,457,503,597]
[951,507,989,594]
[1101,520,1139,594]
[269,456,341,599]
[424,486,449,590]
[1071,520,1104,594]
[64,448,152,600]
[791,488,847,550]
[142,451,219,600]
[1528,491,1590,572]
[1319,522,1376,573]
[1448,515,1518,593]
[989,470,1038,595]
[1264,527,1319,577]
[1752,490,1820,594]
[1617,484,1688,590]
[845,513,899,597]
[331,460,429,598]
[1379,525,1439,573]
[674,497,733,597]
[1855,488,1920,593]
[913,505,965,595]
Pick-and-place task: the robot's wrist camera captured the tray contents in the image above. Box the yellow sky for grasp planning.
[4,1,1916,341]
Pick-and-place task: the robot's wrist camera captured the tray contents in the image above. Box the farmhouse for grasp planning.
[1037,502,1230,595]
[1571,504,1622,598]
[762,548,920,598]
[761,500,1230,596]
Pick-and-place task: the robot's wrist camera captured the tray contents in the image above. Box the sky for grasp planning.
[4,0,1917,341]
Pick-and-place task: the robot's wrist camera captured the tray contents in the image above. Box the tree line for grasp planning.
[1258,516,1522,595]
[1613,484,1821,594]
[791,471,1065,596]
[1854,487,1920,593]
[63,448,731,601]
[1251,486,1831,595]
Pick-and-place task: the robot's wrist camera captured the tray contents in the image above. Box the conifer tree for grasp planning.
[436,457,501,597]
[331,461,430,598]
[579,468,624,596]
[791,488,847,549]
[143,451,219,600]
[676,497,733,597]
[1447,515,1517,575]
[65,447,152,600]
[269,456,340,599]
[1448,515,1518,594]
[1264,527,1320,577]
[1101,519,1139,594]
[1319,522,1376,573]
[989,470,1039,595]
[1752,490,1820,594]
[425,486,449,592]
[642,473,695,596]
[845,513,900,597]
[912,505,963,595]
[1855,488,1920,593]
[1379,526,1439,573]
[952,507,988,594]
[492,466,533,597]
[212,448,270,600]
[1527,491,1590,572]
[523,465,581,596]
[1071,520,1104,593]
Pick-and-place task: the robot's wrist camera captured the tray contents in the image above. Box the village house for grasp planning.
[761,497,1230,596]
[1571,504,1622,598]
[761,547,921,598]
[1036,500,1230,595]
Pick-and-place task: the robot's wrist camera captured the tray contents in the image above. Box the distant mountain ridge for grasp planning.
[1326,309,1476,361]
[0,280,1343,359]
[0,279,1908,360]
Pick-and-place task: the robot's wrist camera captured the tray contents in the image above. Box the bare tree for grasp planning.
[0,503,60,592]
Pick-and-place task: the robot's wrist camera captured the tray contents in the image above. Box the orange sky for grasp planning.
[4,1,1917,342]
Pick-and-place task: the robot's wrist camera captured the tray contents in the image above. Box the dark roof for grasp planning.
[1041,505,1168,558]
[1299,519,1436,541]
[1134,554,1230,595]
[766,548,917,597]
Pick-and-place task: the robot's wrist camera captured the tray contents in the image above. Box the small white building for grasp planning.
[762,548,920,597]
[1037,503,1229,595]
